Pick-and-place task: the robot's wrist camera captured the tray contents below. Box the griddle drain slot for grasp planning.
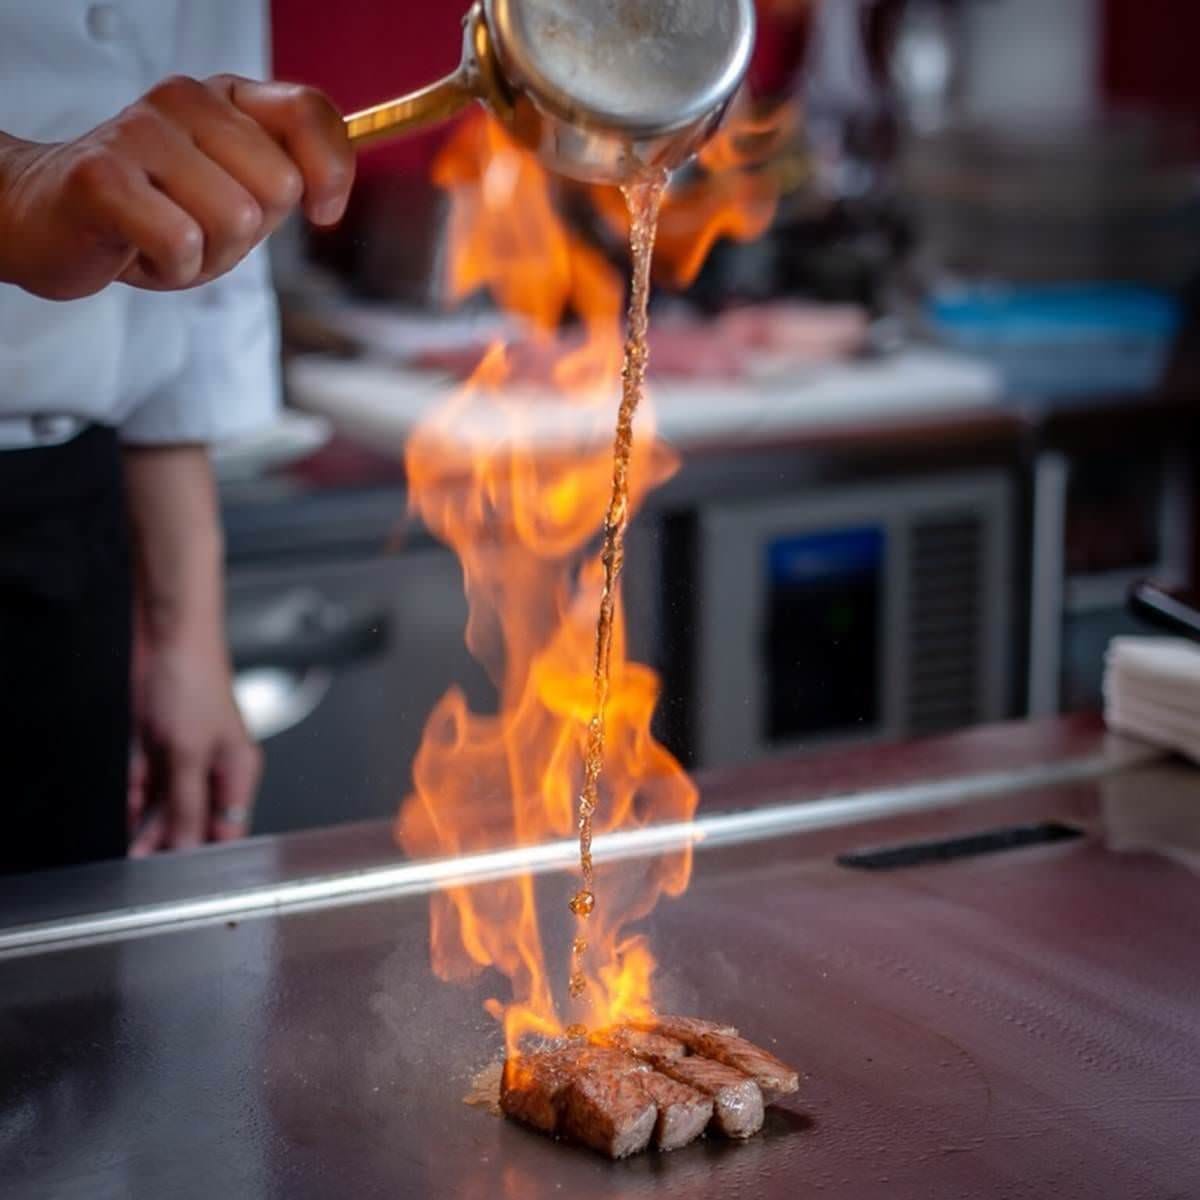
[836,822,1084,871]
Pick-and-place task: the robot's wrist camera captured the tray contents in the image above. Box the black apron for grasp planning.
[0,425,131,874]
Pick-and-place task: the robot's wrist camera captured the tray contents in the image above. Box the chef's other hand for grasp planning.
[0,75,354,301]
[124,445,262,857]
[129,635,262,857]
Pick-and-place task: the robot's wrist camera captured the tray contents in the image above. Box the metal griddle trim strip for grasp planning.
[0,748,1147,959]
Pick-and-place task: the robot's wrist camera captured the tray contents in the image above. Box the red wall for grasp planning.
[272,0,466,177]
[1103,0,1200,119]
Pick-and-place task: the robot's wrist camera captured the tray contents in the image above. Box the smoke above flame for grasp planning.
[397,104,790,1054]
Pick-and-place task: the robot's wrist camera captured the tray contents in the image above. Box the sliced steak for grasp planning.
[500,1044,632,1128]
[632,1014,739,1047]
[574,1044,650,1077]
[654,1055,765,1139]
[628,1016,800,1105]
[595,1026,687,1063]
[635,1070,714,1151]
[500,1044,583,1132]
[500,1017,793,1153]
[695,1031,800,1103]
[561,1069,658,1159]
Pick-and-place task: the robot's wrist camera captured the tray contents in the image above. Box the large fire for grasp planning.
[397,106,789,1055]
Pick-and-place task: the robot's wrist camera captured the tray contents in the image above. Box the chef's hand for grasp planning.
[0,75,354,301]
[123,444,262,855]
[129,635,262,856]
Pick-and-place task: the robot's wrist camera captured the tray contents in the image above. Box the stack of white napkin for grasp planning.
[1104,637,1200,765]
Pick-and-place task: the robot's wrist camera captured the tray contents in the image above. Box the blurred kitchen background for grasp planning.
[224,0,1200,834]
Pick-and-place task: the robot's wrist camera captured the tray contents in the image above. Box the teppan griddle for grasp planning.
[2,718,1198,1199]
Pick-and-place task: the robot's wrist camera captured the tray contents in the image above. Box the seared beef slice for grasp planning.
[634,1070,714,1151]
[500,1019,796,1154]
[561,1069,658,1159]
[695,1031,800,1103]
[500,1047,578,1132]
[633,1014,739,1046]
[595,1026,687,1063]
[502,1044,646,1129]
[654,1054,765,1139]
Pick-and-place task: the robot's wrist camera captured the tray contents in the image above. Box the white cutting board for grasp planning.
[286,347,1002,456]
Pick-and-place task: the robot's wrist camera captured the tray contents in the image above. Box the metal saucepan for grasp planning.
[343,0,757,184]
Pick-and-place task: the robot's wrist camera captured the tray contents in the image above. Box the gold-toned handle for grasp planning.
[344,70,477,148]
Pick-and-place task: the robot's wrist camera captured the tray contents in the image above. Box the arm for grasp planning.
[123,445,260,853]
[115,11,302,852]
[0,75,353,301]
[120,236,278,856]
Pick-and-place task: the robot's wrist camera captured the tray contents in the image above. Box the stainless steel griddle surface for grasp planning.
[2,734,1199,1198]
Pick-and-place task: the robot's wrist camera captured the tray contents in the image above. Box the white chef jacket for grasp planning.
[0,1,280,449]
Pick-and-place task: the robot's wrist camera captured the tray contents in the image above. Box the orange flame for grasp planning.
[398,107,788,1055]
[592,99,798,289]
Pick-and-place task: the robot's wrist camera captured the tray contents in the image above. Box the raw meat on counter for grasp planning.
[410,302,869,385]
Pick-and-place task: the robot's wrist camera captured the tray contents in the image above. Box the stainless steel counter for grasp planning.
[2,721,1198,1199]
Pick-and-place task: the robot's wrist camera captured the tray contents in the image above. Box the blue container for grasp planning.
[927,284,1184,399]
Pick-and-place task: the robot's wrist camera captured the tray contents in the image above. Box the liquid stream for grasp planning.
[568,174,666,1007]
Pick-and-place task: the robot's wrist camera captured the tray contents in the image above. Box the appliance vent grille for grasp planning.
[907,514,984,734]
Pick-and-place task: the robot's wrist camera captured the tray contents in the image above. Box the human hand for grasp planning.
[129,632,262,856]
[0,75,354,301]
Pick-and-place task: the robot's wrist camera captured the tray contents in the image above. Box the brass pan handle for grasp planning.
[344,5,504,150]
[344,69,477,147]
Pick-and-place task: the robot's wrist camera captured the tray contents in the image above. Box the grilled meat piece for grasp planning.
[500,1044,582,1132]
[653,1054,765,1139]
[631,1014,739,1047]
[625,1015,798,1107]
[500,1042,650,1134]
[573,1045,649,1076]
[500,1017,796,1154]
[694,1031,800,1103]
[586,1031,714,1150]
[501,1042,714,1156]
[561,1069,659,1159]
[634,1070,714,1151]
[593,1026,687,1063]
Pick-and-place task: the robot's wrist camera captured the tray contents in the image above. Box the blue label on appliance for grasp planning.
[768,526,885,583]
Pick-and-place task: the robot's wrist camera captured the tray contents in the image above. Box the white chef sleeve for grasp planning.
[118,248,281,446]
[119,0,281,447]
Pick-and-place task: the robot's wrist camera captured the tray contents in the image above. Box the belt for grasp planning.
[0,415,87,451]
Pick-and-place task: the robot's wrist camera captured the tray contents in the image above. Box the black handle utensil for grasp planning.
[1128,580,1200,644]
